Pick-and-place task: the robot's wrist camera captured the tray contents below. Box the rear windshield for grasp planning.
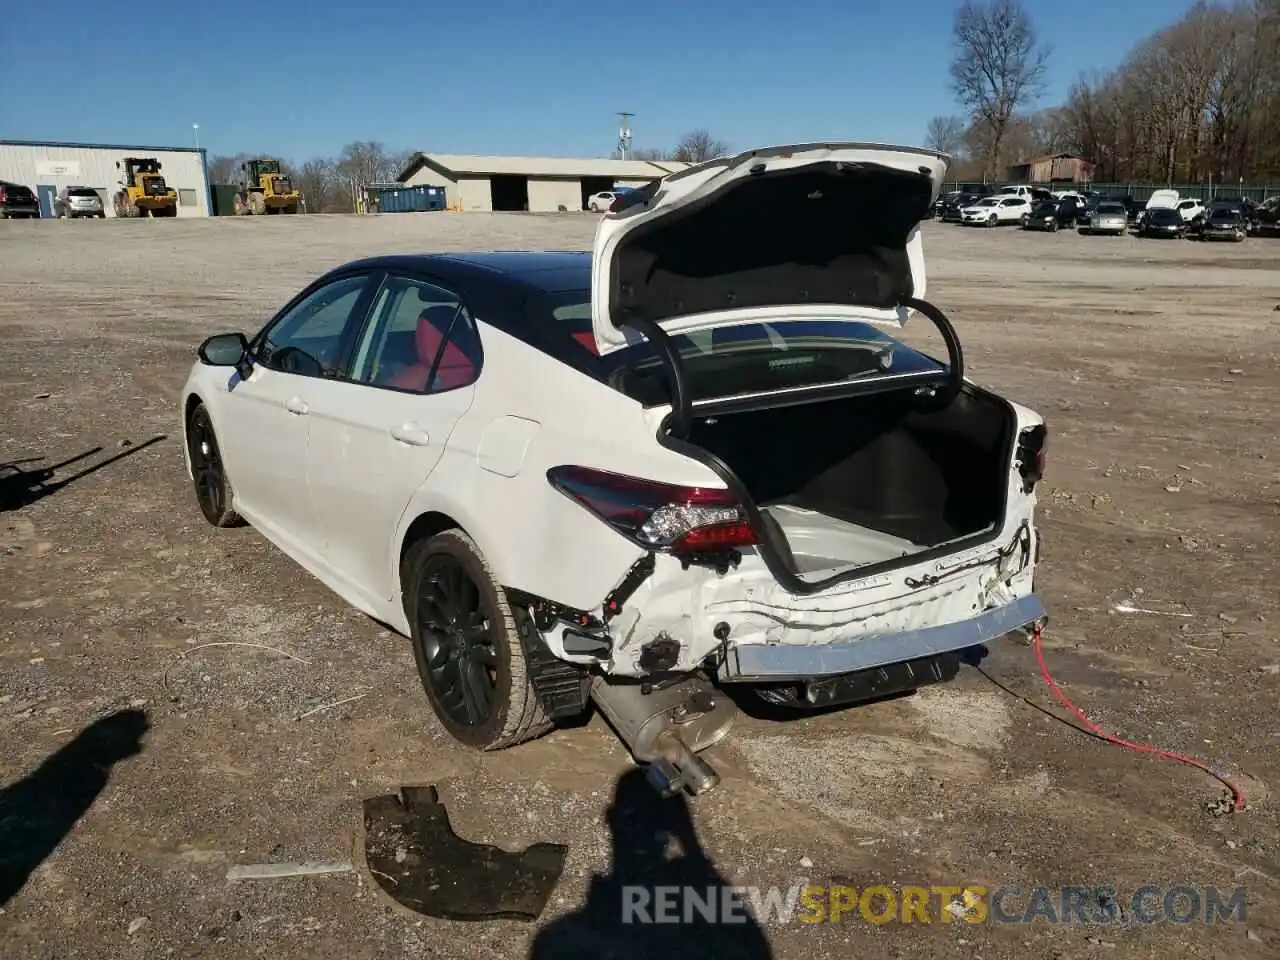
[1096,203,1125,213]
[69,188,100,198]
[534,292,947,407]
[1149,209,1181,223]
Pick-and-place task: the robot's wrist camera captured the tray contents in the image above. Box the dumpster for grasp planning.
[376,185,446,213]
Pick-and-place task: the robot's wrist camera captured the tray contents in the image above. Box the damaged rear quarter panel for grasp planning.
[389,324,726,618]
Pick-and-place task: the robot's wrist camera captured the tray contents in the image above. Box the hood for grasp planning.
[589,142,950,356]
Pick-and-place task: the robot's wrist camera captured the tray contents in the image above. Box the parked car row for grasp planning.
[0,182,107,219]
[934,185,1269,243]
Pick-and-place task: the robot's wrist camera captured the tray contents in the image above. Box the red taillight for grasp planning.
[0,187,6,202]
[547,465,758,552]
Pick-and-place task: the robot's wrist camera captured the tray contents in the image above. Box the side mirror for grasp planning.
[198,332,249,367]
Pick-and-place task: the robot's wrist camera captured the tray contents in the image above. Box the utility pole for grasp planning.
[192,123,200,150]
[617,112,634,160]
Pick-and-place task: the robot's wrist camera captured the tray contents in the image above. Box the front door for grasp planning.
[305,273,481,605]
[216,273,376,561]
[36,185,56,218]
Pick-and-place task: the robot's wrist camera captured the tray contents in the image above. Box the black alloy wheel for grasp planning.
[186,404,241,527]
[405,529,554,750]
[416,554,499,728]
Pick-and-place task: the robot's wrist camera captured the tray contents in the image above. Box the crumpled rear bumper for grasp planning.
[715,593,1046,681]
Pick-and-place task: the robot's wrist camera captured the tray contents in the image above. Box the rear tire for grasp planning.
[186,403,243,527]
[405,530,553,750]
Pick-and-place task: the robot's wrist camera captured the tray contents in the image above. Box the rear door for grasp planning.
[303,272,481,603]
[589,143,950,355]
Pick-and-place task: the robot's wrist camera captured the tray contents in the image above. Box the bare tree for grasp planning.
[206,155,241,185]
[293,158,348,214]
[337,141,400,188]
[672,130,729,164]
[613,146,670,161]
[949,0,1051,179]
[925,116,967,156]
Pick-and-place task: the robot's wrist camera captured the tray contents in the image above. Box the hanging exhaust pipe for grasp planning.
[590,674,737,797]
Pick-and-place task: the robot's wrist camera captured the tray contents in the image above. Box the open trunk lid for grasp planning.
[589,142,950,356]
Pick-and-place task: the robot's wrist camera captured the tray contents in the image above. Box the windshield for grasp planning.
[536,293,947,407]
[971,198,996,207]
[1209,209,1239,222]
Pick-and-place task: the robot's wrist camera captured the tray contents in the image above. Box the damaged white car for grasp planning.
[180,143,1048,796]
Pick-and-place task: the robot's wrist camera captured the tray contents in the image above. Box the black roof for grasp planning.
[319,251,590,294]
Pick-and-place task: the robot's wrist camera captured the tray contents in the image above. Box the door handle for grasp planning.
[285,396,309,415]
[390,423,430,446]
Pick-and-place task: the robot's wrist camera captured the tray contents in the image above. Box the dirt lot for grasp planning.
[1,213,1278,959]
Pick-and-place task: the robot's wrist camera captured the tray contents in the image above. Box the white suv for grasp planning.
[961,195,1030,226]
[179,143,1048,796]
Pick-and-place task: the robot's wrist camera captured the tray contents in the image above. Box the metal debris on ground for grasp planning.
[226,861,354,880]
[362,785,566,922]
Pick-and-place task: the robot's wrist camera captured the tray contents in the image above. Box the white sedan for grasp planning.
[960,195,1030,226]
[180,143,1048,796]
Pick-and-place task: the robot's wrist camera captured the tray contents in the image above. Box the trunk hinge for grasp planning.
[899,297,964,399]
[617,316,692,438]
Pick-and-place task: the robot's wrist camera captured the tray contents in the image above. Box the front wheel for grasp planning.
[1050,220,1059,232]
[987,214,998,227]
[405,530,554,750]
[186,403,243,527]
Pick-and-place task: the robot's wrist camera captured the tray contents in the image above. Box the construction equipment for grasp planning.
[234,158,300,215]
[112,158,178,218]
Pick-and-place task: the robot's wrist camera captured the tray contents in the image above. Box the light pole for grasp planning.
[193,123,200,150]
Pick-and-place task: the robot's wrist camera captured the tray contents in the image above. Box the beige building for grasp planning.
[397,153,690,212]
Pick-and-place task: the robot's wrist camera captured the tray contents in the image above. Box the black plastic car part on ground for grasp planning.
[362,785,566,922]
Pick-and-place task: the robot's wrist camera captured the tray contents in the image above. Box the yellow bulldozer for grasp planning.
[112,157,178,217]
[234,158,300,215]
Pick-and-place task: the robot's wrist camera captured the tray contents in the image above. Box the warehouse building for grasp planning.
[0,139,211,217]
[397,153,690,212]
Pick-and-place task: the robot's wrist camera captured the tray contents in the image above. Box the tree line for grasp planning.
[207,130,731,214]
[929,0,1280,186]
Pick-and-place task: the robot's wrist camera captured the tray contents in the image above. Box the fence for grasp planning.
[942,181,1280,203]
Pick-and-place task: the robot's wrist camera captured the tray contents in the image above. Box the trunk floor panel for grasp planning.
[763,503,922,573]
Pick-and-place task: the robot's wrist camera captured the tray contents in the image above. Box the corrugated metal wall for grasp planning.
[0,142,210,216]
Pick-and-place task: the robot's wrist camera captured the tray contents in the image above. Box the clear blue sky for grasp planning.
[0,0,1201,162]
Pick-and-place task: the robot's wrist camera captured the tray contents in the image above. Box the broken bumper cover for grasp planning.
[715,593,1046,681]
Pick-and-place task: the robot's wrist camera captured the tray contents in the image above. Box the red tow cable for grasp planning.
[1031,623,1246,811]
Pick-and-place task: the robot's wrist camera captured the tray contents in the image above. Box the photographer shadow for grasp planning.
[528,767,773,960]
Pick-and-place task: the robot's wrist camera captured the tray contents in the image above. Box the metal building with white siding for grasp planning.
[0,139,211,217]
[397,153,690,212]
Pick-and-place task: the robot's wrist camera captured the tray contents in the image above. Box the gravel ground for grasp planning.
[1,212,1279,959]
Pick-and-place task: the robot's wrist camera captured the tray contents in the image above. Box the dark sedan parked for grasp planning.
[1138,207,1187,238]
[939,192,982,222]
[1020,199,1071,232]
[1200,207,1247,242]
